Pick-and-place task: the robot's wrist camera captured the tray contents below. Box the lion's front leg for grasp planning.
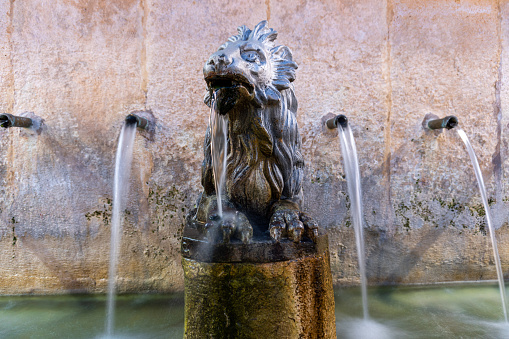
[269,200,318,243]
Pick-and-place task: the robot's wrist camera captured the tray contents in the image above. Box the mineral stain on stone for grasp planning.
[12,226,16,246]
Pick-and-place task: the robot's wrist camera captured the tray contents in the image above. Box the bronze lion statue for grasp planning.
[191,21,318,244]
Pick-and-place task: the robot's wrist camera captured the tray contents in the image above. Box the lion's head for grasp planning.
[203,20,298,112]
[200,21,304,227]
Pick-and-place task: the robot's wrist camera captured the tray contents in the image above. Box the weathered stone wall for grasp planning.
[0,0,508,294]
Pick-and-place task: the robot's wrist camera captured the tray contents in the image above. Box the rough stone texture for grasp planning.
[1,0,509,294]
[182,247,336,338]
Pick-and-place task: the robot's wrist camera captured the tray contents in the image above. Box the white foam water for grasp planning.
[338,123,369,319]
[457,128,508,322]
[338,317,406,339]
[105,121,137,336]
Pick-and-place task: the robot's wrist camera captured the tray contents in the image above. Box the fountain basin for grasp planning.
[1,284,508,338]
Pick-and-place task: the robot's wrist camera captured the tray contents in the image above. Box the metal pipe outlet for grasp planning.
[427,115,458,130]
[326,114,348,129]
[125,113,149,129]
[0,113,33,129]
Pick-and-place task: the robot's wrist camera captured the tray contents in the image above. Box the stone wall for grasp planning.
[0,0,508,294]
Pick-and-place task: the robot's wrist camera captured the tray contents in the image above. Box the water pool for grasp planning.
[1,283,508,338]
[0,294,184,338]
[335,283,509,338]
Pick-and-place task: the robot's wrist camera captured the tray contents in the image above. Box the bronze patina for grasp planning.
[188,20,318,244]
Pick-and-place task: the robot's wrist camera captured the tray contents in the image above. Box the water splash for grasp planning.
[338,123,369,319]
[338,317,406,339]
[457,127,508,322]
[105,121,137,335]
[209,91,228,218]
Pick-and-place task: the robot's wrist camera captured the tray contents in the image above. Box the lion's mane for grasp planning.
[201,21,304,222]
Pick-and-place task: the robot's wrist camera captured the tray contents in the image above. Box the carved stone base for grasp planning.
[181,229,336,339]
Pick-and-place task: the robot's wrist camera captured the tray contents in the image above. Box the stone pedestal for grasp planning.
[181,227,336,339]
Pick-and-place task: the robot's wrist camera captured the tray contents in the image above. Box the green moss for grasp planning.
[395,202,411,230]
[469,204,485,217]
[84,198,112,225]
[447,198,464,213]
[12,226,16,246]
[182,252,335,338]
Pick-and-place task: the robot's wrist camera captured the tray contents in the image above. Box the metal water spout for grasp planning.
[426,115,458,130]
[0,113,33,129]
[125,113,149,129]
[326,114,348,129]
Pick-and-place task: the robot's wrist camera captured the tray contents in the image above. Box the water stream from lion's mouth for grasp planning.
[457,128,508,322]
[338,123,369,320]
[210,91,228,219]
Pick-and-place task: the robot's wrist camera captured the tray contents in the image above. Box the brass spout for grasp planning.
[427,115,458,130]
[126,113,149,129]
[326,114,348,129]
[0,113,33,129]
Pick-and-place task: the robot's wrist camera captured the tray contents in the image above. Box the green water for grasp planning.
[1,284,508,338]
[335,284,509,339]
[0,294,184,338]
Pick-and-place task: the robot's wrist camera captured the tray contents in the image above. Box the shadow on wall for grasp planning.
[366,227,447,285]
[20,236,97,293]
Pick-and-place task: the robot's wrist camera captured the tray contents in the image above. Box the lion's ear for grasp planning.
[251,21,277,45]
[272,45,293,61]
[272,46,298,90]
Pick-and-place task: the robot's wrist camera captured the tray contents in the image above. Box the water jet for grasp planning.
[456,127,508,322]
[423,113,508,322]
[104,110,155,336]
[327,115,369,320]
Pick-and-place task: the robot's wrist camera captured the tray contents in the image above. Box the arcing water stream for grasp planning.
[457,128,508,322]
[105,120,137,336]
[338,122,369,320]
[209,91,228,219]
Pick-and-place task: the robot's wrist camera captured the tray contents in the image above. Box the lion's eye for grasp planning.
[241,50,261,63]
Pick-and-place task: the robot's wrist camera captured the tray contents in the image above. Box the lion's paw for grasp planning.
[205,210,253,244]
[269,210,318,243]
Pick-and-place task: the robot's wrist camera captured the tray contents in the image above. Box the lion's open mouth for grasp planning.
[206,75,254,95]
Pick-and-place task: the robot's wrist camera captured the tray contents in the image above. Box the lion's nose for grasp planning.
[207,53,232,67]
